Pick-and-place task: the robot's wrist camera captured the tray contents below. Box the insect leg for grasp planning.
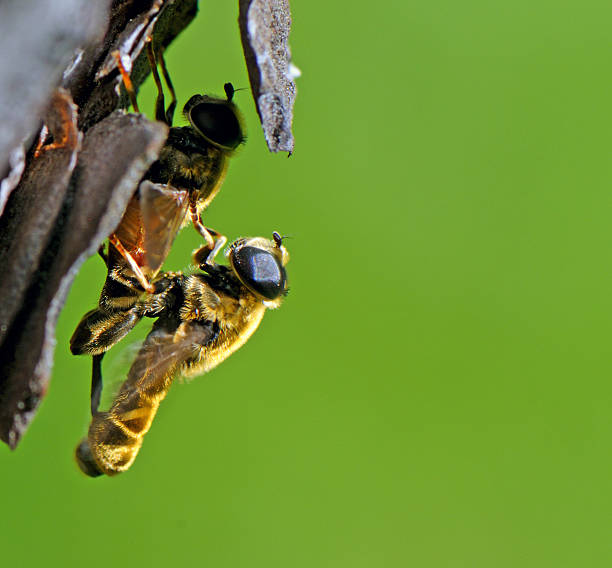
[108,234,154,293]
[111,50,140,112]
[91,353,104,416]
[145,39,167,124]
[157,46,177,126]
[189,200,216,250]
[97,244,108,267]
[191,227,227,266]
[204,231,227,264]
[71,305,144,356]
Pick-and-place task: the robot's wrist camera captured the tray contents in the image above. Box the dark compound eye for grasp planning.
[190,103,243,149]
[232,246,287,300]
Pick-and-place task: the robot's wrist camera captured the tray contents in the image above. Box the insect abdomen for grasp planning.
[76,381,167,476]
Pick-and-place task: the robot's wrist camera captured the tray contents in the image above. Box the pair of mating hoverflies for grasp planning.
[67,42,290,476]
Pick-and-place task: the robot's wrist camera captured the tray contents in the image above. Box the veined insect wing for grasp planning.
[139,181,190,273]
[127,321,214,384]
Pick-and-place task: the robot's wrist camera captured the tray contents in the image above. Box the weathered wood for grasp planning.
[239,0,297,154]
[0,0,110,198]
[0,113,168,448]
[0,0,297,448]
[0,0,195,448]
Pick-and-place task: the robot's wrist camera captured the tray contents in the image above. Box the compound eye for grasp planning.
[190,103,242,149]
[232,246,286,300]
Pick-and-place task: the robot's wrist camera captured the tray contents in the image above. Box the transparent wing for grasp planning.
[125,321,214,392]
[139,181,189,274]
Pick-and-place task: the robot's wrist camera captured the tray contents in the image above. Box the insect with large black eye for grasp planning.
[75,232,290,477]
[70,41,246,357]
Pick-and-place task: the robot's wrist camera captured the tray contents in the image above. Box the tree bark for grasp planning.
[0,0,296,448]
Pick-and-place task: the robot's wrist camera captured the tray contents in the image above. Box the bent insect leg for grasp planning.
[108,234,155,293]
[191,227,227,266]
[91,354,104,416]
[111,50,140,112]
[145,39,167,124]
[158,46,177,125]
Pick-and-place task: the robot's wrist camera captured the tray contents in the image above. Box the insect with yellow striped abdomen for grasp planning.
[75,233,289,476]
[70,41,245,358]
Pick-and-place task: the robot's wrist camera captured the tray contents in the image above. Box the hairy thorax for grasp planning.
[179,274,266,376]
[147,127,229,206]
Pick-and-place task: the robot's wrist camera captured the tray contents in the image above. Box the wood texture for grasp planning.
[239,0,297,153]
[0,0,297,448]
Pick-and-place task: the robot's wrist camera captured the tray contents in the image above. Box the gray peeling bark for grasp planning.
[239,0,297,154]
[0,0,192,448]
[0,113,168,448]
[0,0,296,448]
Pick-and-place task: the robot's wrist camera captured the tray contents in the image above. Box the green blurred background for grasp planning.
[3,1,612,566]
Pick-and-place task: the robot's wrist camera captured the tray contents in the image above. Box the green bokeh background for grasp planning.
[3,1,612,566]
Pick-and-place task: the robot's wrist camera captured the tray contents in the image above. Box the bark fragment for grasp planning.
[0,0,297,448]
[239,0,297,153]
[0,113,168,448]
[0,0,110,200]
[0,0,195,448]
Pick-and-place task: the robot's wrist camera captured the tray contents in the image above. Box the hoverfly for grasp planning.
[75,232,290,477]
[70,40,245,355]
